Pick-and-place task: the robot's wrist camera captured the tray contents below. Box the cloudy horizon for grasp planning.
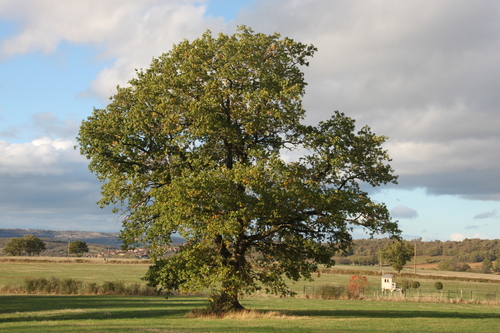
[1,0,499,241]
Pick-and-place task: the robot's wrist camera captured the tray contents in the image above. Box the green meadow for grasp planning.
[1,258,499,332]
[1,295,499,332]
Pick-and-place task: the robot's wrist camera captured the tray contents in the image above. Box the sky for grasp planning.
[0,0,499,241]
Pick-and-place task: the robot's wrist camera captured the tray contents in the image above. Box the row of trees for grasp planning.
[336,240,413,273]
[3,235,46,256]
[2,236,89,257]
[344,239,500,273]
[350,238,500,263]
[438,257,500,273]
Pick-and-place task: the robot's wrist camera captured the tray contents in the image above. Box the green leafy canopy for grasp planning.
[69,240,89,257]
[77,26,399,309]
[380,240,413,273]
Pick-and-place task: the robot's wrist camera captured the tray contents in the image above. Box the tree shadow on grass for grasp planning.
[0,295,205,323]
[283,309,500,320]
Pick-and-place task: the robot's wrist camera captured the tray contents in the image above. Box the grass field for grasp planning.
[1,258,499,332]
[1,258,499,298]
[0,258,150,286]
[0,295,499,332]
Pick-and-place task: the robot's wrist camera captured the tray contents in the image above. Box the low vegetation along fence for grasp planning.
[303,285,498,302]
[395,288,498,301]
[0,277,163,296]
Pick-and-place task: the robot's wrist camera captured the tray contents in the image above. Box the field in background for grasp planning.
[0,257,150,286]
[1,257,498,300]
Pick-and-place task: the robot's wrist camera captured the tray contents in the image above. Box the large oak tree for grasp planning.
[77,27,399,311]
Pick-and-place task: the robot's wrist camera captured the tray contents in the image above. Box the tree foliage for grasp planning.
[339,238,500,265]
[22,235,46,256]
[493,259,500,273]
[434,281,443,290]
[77,27,399,310]
[69,241,89,257]
[347,275,369,297]
[438,259,471,272]
[2,235,45,256]
[3,238,25,256]
[481,258,493,273]
[380,240,413,273]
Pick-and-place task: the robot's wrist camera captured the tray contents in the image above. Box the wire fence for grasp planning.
[302,285,498,301]
[375,288,497,301]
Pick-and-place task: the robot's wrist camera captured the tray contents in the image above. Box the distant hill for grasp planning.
[0,228,122,247]
[0,228,185,248]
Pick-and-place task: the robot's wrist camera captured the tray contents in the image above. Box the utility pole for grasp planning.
[413,239,417,275]
[67,239,70,259]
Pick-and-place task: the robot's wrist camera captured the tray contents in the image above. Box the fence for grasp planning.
[303,285,498,301]
[394,288,498,301]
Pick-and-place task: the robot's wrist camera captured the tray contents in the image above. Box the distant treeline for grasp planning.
[0,238,117,257]
[344,238,500,263]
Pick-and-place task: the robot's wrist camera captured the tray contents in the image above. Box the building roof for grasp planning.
[382,274,394,278]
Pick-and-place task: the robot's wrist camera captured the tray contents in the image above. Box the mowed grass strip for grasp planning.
[0,295,499,333]
[0,260,150,286]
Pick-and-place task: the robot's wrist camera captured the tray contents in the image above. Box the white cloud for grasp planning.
[450,233,466,241]
[0,135,116,231]
[390,206,418,219]
[0,1,204,56]
[0,137,84,175]
[0,0,225,101]
[450,232,488,241]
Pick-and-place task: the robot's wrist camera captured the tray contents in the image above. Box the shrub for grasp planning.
[19,277,159,296]
[336,258,352,265]
[438,259,471,272]
[434,282,443,290]
[411,281,420,289]
[23,277,82,294]
[101,281,126,295]
[401,279,412,289]
[59,278,82,294]
[84,282,99,294]
[24,277,49,293]
[312,285,346,300]
[347,276,369,298]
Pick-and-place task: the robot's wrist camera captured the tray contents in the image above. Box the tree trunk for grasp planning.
[221,291,244,311]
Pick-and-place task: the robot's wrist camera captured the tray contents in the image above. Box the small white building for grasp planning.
[381,274,397,291]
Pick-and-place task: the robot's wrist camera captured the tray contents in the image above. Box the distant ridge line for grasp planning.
[0,228,122,247]
[0,228,184,247]
[0,228,119,239]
